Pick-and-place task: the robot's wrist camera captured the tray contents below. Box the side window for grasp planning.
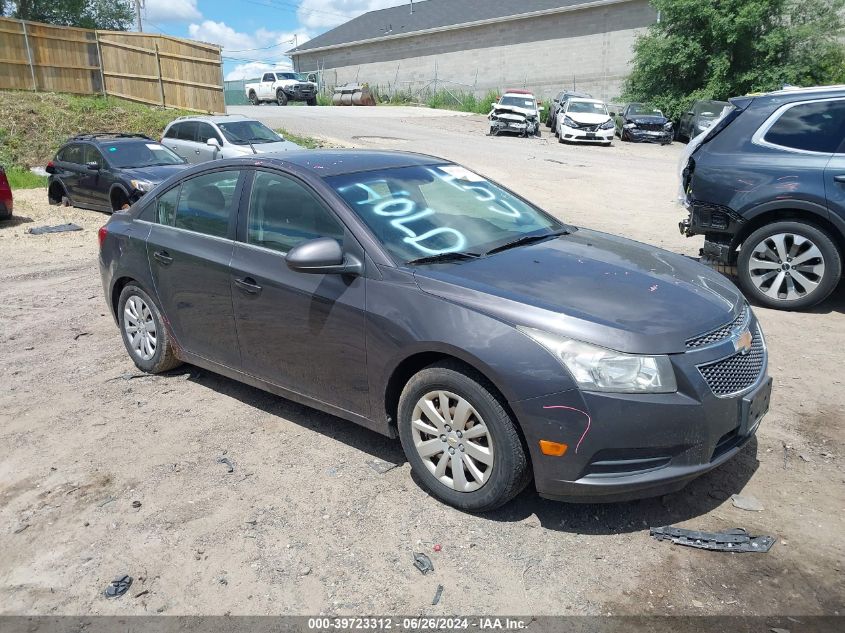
[156,186,180,225]
[163,124,179,139]
[247,171,344,253]
[196,122,222,144]
[177,121,198,142]
[174,170,240,238]
[83,145,104,168]
[263,73,275,82]
[61,144,83,164]
[764,100,845,153]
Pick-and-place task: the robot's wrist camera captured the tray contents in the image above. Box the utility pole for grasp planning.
[135,0,143,33]
[410,0,414,14]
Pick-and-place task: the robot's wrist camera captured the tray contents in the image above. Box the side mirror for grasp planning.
[86,161,100,171]
[491,103,497,108]
[46,163,56,175]
[538,105,544,111]
[285,237,363,275]
[206,138,220,149]
[609,111,617,117]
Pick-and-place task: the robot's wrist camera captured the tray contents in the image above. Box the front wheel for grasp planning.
[397,362,530,512]
[117,284,182,373]
[737,221,842,310]
[307,97,317,106]
[276,90,288,106]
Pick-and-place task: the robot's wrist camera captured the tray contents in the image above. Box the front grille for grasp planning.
[686,304,749,349]
[573,122,599,132]
[637,123,665,132]
[698,324,765,396]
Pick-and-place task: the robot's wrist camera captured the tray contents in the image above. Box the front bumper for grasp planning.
[559,125,614,143]
[625,127,673,143]
[490,118,540,136]
[510,321,770,503]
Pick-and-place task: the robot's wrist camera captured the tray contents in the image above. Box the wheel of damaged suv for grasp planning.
[117,284,181,373]
[738,221,841,310]
[397,361,530,512]
[276,90,288,106]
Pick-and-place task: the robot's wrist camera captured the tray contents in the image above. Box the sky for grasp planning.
[140,0,411,80]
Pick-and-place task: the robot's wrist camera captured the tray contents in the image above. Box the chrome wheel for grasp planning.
[410,390,494,492]
[123,295,157,361]
[748,232,826,301]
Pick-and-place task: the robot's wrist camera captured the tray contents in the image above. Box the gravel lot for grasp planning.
[1,106,843,617]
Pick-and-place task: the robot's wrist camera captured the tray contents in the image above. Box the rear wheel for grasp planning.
[249,91,259,106]
[117,284,181,373]
[397,361,530,512]
[737,221,841,310]
[276,90,288,106]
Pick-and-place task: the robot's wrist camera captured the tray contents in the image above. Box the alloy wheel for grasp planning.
[410,390,494,492]
[747,232,826,301]
[123,295,157,361]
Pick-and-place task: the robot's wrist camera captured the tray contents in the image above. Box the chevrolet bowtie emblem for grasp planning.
[734,330,753,355]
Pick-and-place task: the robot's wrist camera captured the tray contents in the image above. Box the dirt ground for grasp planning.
[1,108,843,618]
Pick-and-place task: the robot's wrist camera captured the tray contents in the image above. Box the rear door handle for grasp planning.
[834,175,845,183]
[153,250,173,265]
[234,277,262,295]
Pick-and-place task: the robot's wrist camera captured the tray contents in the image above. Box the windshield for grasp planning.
[498,96,536,109]
[629,104,663,116]
[104,142,184,168]
[217,120,281,145]
[568,101,608,115]
[327,164,565,264]
[694,101,729,117]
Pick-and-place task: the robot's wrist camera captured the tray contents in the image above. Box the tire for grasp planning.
[489,127,498,137]
[276,90,288,106]
[534,128,542,138]
[737,221,842,310]
[621,129,630,142]
[117,284,182,373]
[248,91,259,106]
[307,97,317,106]
[397,361,530,512]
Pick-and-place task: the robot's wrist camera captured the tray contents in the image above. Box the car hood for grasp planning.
[627,115,669,125]
[566,112,611,125]
[232,140,303,154]
[490,104,538,118]
[124,164,189,184]
[411,229,743,354]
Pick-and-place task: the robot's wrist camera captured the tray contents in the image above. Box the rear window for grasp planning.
[763,100,845,153]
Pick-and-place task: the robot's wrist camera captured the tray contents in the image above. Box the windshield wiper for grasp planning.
[483,228,570,256]
[405,251,481,266]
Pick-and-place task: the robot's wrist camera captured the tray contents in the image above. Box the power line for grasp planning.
[243,0,356,21]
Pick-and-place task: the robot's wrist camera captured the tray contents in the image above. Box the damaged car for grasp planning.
[556,98,615,145]
[615,103,673,144]
[489,90,543,138]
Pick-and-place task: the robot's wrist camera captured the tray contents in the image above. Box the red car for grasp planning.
[0,166,13,220]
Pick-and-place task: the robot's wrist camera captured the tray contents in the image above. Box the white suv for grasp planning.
[161,115,301,164]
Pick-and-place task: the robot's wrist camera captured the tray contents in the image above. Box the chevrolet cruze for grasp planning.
[99,150,771,512]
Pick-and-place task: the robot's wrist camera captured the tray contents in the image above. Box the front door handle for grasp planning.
[834,175,845,183]
[234,277,262,295]
[195,149,201,154]
[153,250,173,265]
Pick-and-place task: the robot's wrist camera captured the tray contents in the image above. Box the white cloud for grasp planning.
[188,20,310,54]
[143,0,202,24]
[297,0,408,30]
[224,60,294,81]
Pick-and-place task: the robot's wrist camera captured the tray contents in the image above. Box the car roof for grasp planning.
[502,92,535,98]
[185,149,447,178]
[569,98,604,104]
[167,114,251,125]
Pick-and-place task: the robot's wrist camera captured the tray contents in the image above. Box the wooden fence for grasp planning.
[0,17,224,113]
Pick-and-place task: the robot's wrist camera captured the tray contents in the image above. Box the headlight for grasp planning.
[663,122,673,130]
[623,122,637,129]
[518,327,677,393]
[600,119,615,130]
[130,179,154,193]
[562,116,577,128]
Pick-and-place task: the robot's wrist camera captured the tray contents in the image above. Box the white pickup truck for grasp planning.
[245,72,318,106]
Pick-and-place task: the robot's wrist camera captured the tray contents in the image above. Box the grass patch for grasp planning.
[276,127,322,149]
[4,167,47,189]
[0,90,194,179]
[424,89,500,115]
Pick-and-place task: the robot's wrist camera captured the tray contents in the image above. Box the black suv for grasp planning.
[47,133,188,212]
[680,86,845,309]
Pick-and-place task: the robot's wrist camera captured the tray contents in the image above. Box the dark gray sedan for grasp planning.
[98,151,771,511]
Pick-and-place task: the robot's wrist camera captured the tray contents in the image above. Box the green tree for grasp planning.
[9,0,133,30]
[623,0,845,120]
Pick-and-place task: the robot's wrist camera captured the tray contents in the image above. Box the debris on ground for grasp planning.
[13,524,29,534]
[366,459,399,474]
[27,223,83,235]
[432,584,444,606]
[217,457,235,474]
[650,526,775,553]
[98,496,117,507]
[104,574,132,598]
[73,332,91,340]
[131,500,142,509]
[413,553,434,575]
[433,544,442,553]
[731,493,764,512]
[799,453,812,463]
[134,590,149,598]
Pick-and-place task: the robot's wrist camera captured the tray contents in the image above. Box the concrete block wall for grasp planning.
[294,0,655,102]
